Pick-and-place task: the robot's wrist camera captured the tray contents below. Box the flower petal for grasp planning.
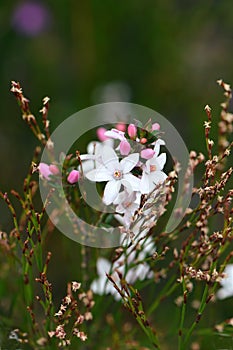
[80,160,94,174]
[38,163,52,180]
[120,153,139,174]
[216,288,233,300]
[91,257,111,295]
[96,257,111,275]
[80,154,98,161]
[102,146,119,171]
[148,171,167,192]
[150,170,167,183]
[140,172,150,194]
[122,173,140,191]
[87,141,101,155]
[104,128,125,141]
[91,278,106,295]
[85,166,112,182]
[153,139,165,157]
[114,213,125,225]
[103,179,121,205]
[155,153,166,170]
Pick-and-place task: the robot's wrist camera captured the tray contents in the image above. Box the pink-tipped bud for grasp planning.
[141,148,155,159]
[96,127,108,142]
[49,164,60,175]
[119,140,131,155]
[140,137,147,144]
[116,123,126,132]
[127,124,137,139]
[152,123,160,131]
[38,163,52,180]
[67,170,80,184]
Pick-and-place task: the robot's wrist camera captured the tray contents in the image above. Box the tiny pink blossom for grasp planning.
[141,148,155,159]
[38,162,52,180]
[140,137,147,144]
[96,127,108,141]
[127,124,137,139]
[119,140,131,155]
[116,123,126,132]
[49,164,60,175]
[67,170,80,184]
[152,123,160,131]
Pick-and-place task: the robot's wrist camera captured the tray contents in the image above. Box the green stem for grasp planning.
[178,274,187,350]
[182,283,209,348]
[182,259,217,348]
[127,296,160,349]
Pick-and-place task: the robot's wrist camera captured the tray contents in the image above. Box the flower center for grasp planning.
[150,165,157,172]
[125,201,131,208]
[113,170,122,179]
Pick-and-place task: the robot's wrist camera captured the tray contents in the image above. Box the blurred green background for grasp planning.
[0,1,233,348]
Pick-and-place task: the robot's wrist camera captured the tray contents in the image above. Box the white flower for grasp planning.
[90,257,116,296]
[217,264,233,300]
[113,189,141,228]
[91,234,155,300]
[126,256,153,284]
[91,216,157,301]
[80,140,113,173]
[140,138,167,194]
[140,152,167,194]
[85,146,140,205]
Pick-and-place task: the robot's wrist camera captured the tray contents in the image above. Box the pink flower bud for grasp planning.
[141,148,155,159]
[140,137,147,144]
[119,140,131,155]
[152,123,160,131]
[96,127,108,142]
[116,123,126,132]
[38,162,52,180]
[49,164,60,175]
[127,124,137,139]
[67,170,80,184]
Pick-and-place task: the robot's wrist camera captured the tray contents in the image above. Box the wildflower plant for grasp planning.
[0,80,232,349]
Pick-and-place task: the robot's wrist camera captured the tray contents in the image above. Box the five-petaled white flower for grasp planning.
[85,146,140,205]
[80,139,113,173]
[140,152,167,194]
[139,138,167,194]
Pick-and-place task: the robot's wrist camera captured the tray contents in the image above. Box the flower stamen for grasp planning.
[113,170,122,179]
[150,165,157,172]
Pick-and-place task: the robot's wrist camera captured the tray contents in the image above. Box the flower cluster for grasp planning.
[38,121,168,231]
[80,122,167,228]
[38,122,169,299]
[37,122,172,299]
[48,281,94,347]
